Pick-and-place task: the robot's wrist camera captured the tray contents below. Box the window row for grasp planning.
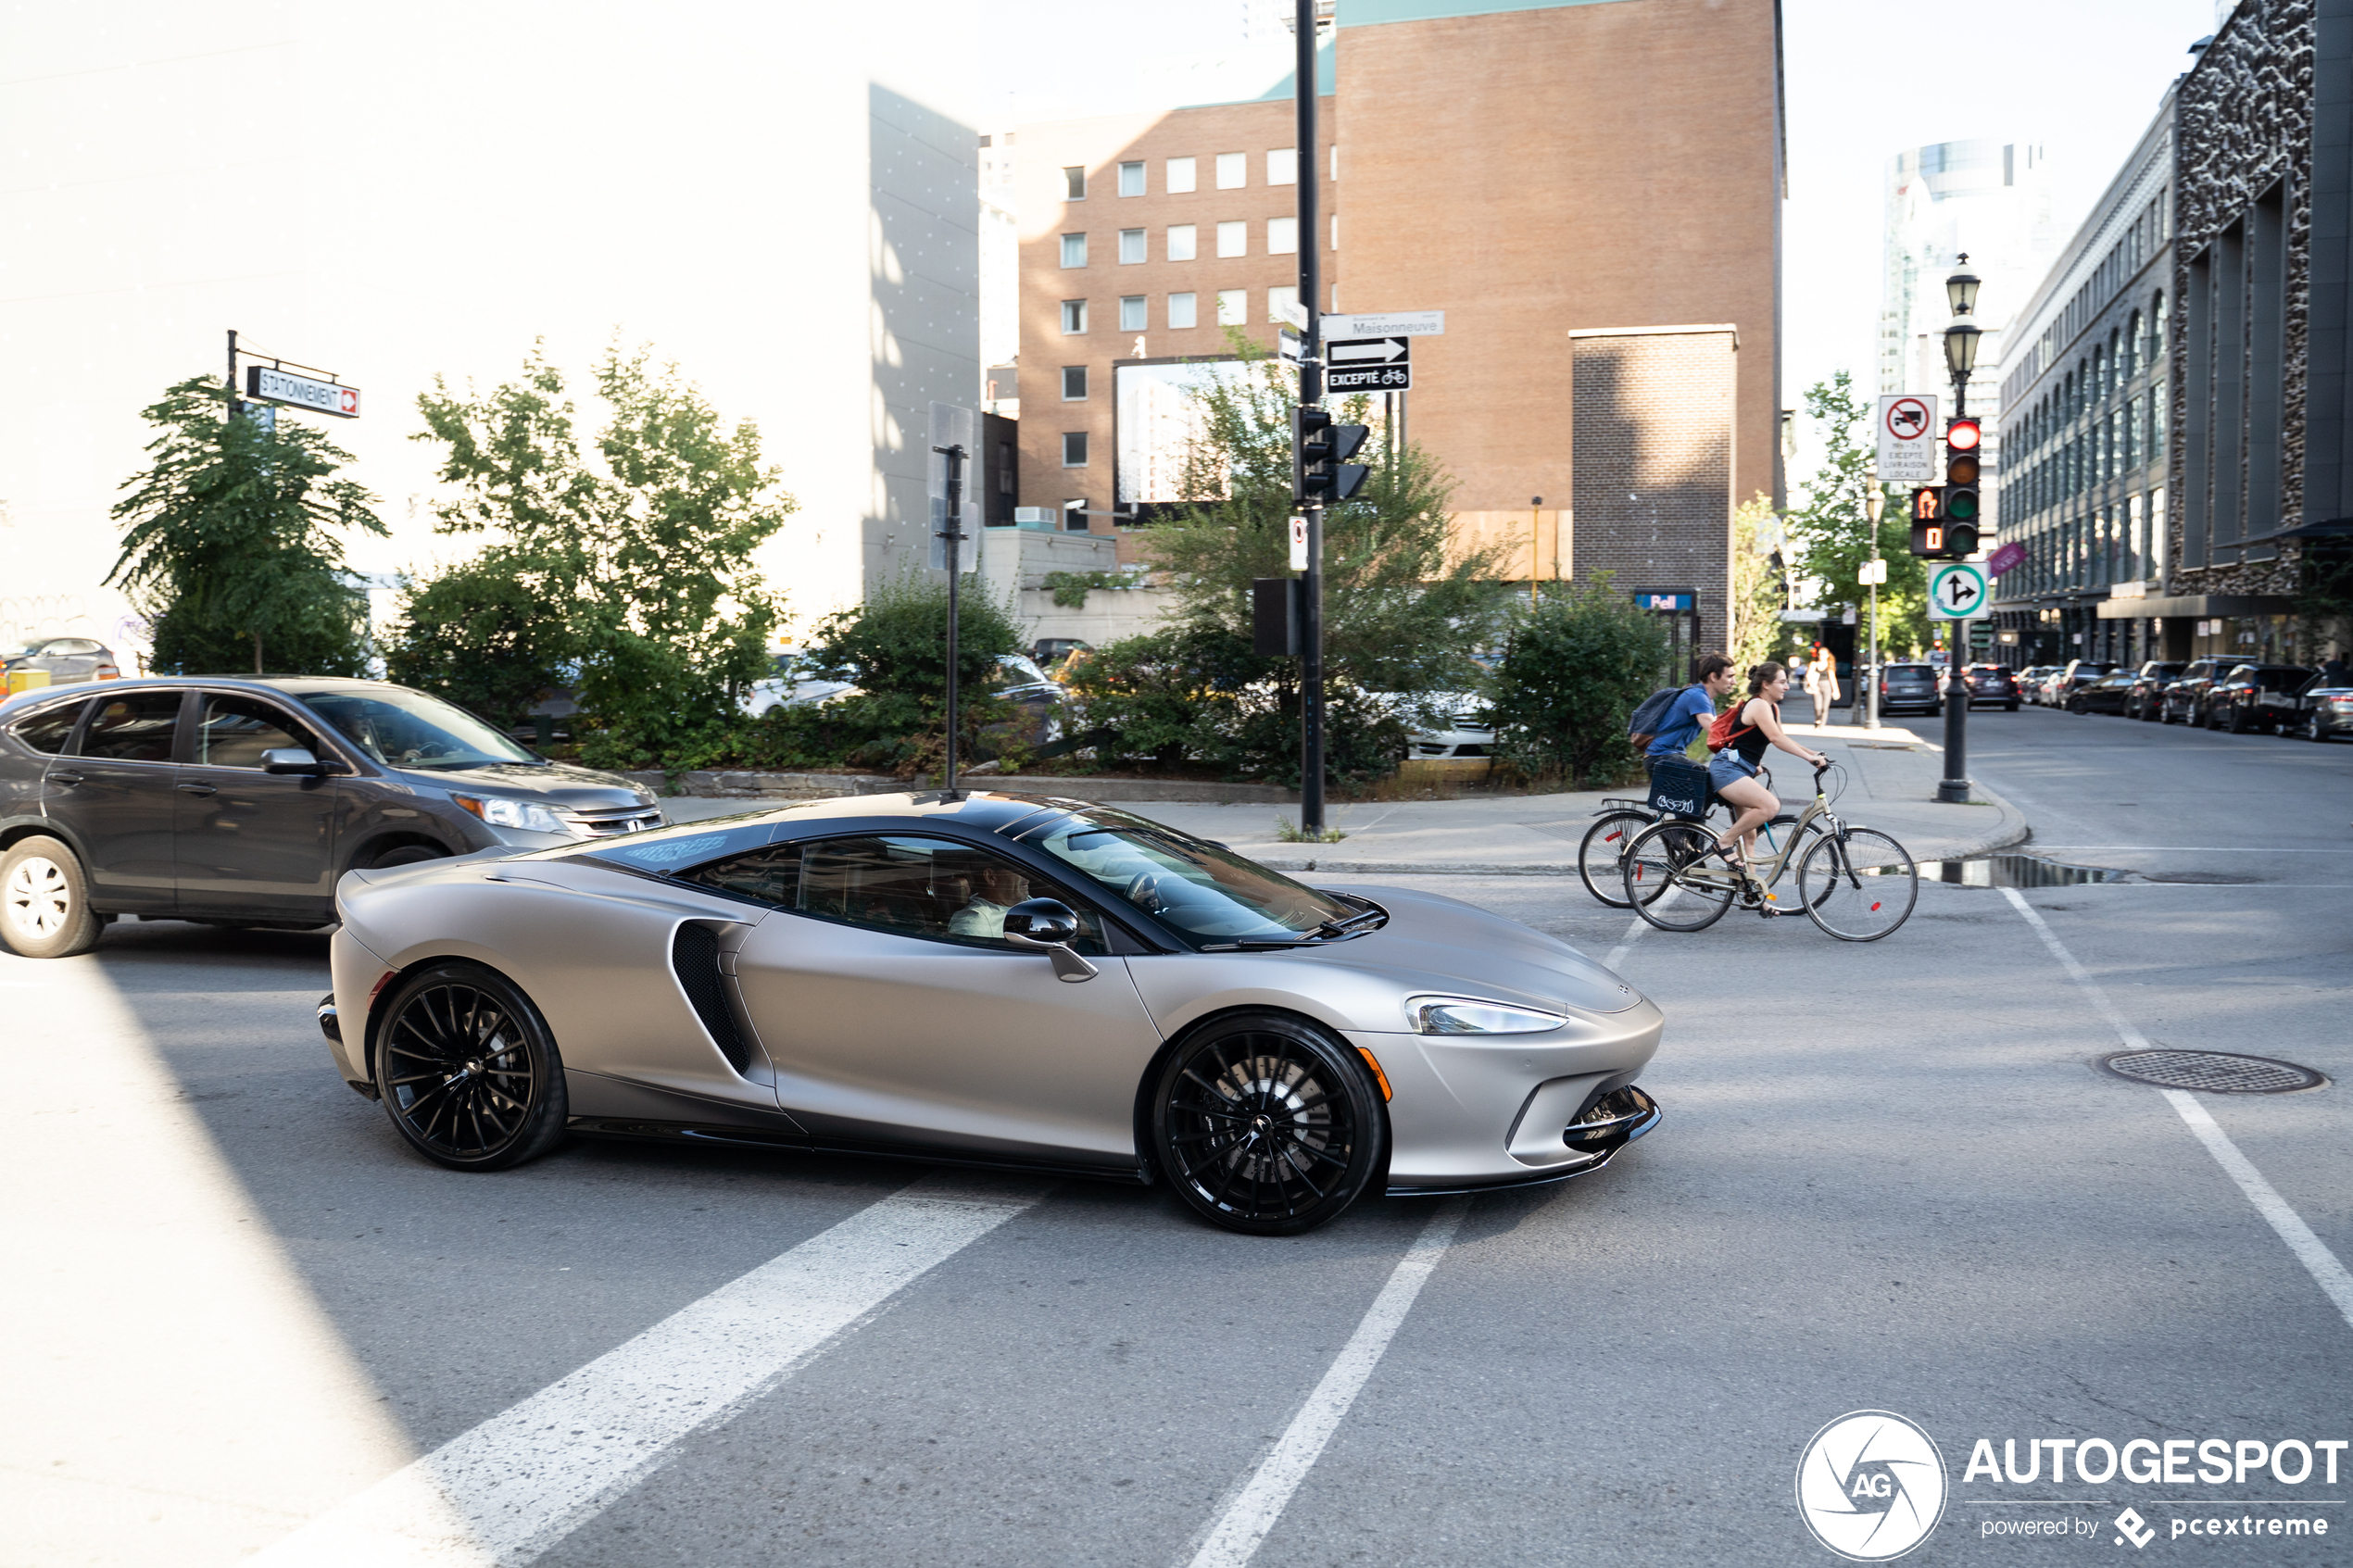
[1063,148,1329,201]
[2008,489,2167,595]
[2009,383,2166,520]
[1060,217,1336,268]
[1059,287,1300,336]
[2014,294,2166,461]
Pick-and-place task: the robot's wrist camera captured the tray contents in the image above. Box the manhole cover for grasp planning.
[2101,1050,2327,1094]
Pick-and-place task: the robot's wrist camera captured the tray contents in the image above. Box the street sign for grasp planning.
[1857,558,1887,586]
[1928,562,1988,620]
[1985,540,2026,577]
[1876,394,1937,483]
[1319,310,1444,339]
[245,366,360,418]
[1289,514,1308,571]
[1276,297,1311,332]
[926,400,979,572]
[1278,328,1304,365]
[1324,336,1410,392]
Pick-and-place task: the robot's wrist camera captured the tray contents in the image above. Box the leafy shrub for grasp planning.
[1486,575,1671,787]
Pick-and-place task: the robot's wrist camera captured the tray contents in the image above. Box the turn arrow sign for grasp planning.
[1327,337,1407,363]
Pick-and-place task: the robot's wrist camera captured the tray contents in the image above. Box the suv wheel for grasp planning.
[369,843,450,871]
[1,835,104,959]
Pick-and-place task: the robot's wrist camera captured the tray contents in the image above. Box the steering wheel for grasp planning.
[1125,872,1169,912]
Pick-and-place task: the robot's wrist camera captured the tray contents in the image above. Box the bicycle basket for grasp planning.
[1645,758,1710,820]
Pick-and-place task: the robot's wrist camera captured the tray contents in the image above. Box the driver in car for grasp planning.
[949,860,1032,938]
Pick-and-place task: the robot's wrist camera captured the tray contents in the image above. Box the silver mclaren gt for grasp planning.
[320,791,1663,1234]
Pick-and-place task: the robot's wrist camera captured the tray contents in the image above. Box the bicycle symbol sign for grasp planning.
[1928,562,1988,621]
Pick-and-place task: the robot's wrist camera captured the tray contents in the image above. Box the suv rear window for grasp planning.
[1887,665,1933,678]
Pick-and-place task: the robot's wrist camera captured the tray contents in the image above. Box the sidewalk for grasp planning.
[662,720,2027,875]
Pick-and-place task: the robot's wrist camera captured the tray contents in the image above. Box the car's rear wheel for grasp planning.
[1150,1013,1386,1236]
[0,835,102,959]
[375,961,568,1171]
[2224,704,2246,734]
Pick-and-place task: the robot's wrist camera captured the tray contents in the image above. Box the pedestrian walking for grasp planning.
[1805,649,1841,729]
[2322,653,2350,689]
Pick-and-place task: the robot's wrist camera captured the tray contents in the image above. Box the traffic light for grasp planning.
[1908,486,1948,557]
[1942,418,1982,557]
[1292,406,1370,504]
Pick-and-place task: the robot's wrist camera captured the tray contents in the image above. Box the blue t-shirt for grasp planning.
[1645,685,1716,759]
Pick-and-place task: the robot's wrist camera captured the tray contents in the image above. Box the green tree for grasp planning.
[108,378,386,675]
[1785,371,1930,661]
[406,342,796,765]
[381,555,576,730]
[1484,574,1670,787]
[1730,492,1793,676]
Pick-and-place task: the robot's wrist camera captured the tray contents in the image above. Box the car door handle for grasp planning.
[176,781,218,797]
[48,771,83,787]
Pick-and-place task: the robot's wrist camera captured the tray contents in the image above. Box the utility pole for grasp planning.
[1937,257,1983,805]
[1862,463,1884,730]
[1294,0,1327,836]
[934,441,969,800]
[1528,496,1543,606]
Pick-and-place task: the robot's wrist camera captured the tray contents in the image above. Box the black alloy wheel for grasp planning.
[1150,1013,1386,1236]
[2307,711,2330,743]
[375,962,569,1171]
[2223,703,2246,734]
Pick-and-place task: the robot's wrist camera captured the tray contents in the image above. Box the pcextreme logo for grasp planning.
[1796,1411,1949,1562]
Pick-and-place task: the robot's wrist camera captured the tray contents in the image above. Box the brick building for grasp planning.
[1006,0,1784,646]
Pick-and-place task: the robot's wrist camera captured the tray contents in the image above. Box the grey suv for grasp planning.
[0,677,661,958]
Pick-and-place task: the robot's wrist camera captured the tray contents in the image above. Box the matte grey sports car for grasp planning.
[321,791,1663,1234]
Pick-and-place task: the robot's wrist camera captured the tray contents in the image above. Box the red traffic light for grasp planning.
[1946,418,1982,452]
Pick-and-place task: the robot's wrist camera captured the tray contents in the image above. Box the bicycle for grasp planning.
[1578,773,1826,909]
[1616,760,1919,941]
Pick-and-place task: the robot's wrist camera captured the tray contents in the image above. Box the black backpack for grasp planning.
[1626,685,1688,749]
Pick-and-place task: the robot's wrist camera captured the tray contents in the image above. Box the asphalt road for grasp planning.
[4,702,2348,1566]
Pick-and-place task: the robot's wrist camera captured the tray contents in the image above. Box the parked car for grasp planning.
[2048,659,2116,708]
[316,792,1665,1234]
[1031,638,1093,672]
[2065,671,2137,714]
[2295,679,2353,742]
[1962,663,2021,709]
[2124,660,2187,721]
[2206,664,2317,734]
[1872,662,1943,716]
[0,677,662,959]
[2015,666,2061,705]
[3,636,120,687]
[739,648,857,718]
[2158,659,2230,725]
[1403,695,1495,759]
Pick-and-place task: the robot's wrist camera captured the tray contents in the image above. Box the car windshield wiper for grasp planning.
[1314,907,1386,938]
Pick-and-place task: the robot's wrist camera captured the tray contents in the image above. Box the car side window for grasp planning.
[195,694,315,768]
[8,698,90,756]
[74,690,182,762]
[791,834,1105,954]
[678,842,802,907]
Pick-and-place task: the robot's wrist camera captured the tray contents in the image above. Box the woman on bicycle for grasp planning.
[1712,661,1827,869]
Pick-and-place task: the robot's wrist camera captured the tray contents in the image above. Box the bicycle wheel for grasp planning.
[1578,810,1654,909]
[1796,827,1917,941]
[1622,819,1736,932]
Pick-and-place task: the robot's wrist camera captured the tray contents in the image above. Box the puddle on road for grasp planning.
[1866,852,2134,887]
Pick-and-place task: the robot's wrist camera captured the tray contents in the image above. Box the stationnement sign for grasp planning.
[1927,562,1988,620]
[245,366,360,419]
[1876,394,1937,484]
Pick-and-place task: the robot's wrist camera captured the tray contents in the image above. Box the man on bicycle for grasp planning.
[1644,653,1736,776]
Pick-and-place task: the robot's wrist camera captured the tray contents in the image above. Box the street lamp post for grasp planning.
[1863,462,1883,731]
[1294,0,1327,838]
[1937,257,1982,805]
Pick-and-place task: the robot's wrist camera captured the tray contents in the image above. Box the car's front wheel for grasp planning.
[375,961,569,1171]
[0,835,103,959]
[1149,1012,1387,1236]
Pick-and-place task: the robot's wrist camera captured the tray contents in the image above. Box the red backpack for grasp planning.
[1706,699,1759,754]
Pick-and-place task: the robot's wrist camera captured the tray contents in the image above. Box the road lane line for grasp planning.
[1603,904,1649,972]
[250,1175,1051,1568]
[1186,1198,1468,1568]
[2000,887,2353,1335]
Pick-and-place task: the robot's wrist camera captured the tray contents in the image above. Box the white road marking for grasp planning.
[1186,1198,1468,1568]
[2029,846,2353,854]
[250,1175,1050,1568]
[2000,887,2353,1335]
[1603,904,1649,972]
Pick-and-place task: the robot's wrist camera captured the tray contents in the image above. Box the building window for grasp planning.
[1266,147,1298,185]
[1119,228,1146,265]
[1267,285,1298,324]
[1060,232,1088,268]
[1063,166,1086,200]
[1165,156,1197,194]
[1330,215,1340,251]
[1120,295,1147,331]
[1063,498,1090,532]
[1166,223,1197,261]
[1062,432,1088,468]
[2151,383,2166,458]
[1062,366,1088,400]
[1216,289,1246,326]
[1168,292,1198,329]
[1118,160,1145,197]
[1266,217,1298,255]
[1216,220,1246,257]
[1215,152,1246,189]
[1061,299,1088,334]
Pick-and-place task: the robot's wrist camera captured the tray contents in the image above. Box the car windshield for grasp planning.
[1016,807,1354,945]
[298,688,539,770]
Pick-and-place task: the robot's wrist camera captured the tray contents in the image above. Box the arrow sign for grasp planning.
[1324,335,1411,392]
[1328,337,1407,362]
[1928,562,1988,620]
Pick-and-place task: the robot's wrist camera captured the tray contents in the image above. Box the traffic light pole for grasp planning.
[1295,0,1326,837]
[1938,377,1970,803]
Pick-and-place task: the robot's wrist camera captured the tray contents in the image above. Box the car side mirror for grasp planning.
[261,747,348,776]
[1001,897,1098,983]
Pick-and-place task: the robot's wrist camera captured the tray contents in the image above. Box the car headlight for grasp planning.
[450,793,575,836]
[1404,995,1569,1035]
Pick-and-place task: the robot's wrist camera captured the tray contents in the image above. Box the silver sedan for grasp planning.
[320,792,1662,1234]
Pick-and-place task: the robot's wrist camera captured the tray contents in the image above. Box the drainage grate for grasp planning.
[2101,1050,2326,1094]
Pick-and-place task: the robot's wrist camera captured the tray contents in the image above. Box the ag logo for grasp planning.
[1795,1410,1948,1561]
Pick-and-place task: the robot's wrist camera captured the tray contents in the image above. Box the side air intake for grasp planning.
[670,922,752,1073]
